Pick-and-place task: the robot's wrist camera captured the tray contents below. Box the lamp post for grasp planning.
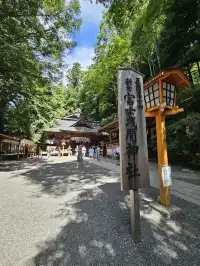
[144,69,191,207]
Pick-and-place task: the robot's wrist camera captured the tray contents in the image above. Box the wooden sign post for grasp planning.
[118,68,150,242]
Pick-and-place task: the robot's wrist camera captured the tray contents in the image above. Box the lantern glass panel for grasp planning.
[154,89,159,98]
[144,89,148,96]
[145,94,150,103]
[163,88,167,97]
[155,98,160,105]
[163,82,166,89]
[163,82,176,106]
[145,82,161,109]
[171,85,175,92]
[147,102,151,109]
[153,82,159,91]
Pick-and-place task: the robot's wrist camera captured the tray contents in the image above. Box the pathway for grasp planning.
[0,158,200,265]
[91,157,200,206]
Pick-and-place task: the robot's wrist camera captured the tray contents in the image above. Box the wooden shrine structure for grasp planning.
[99,118,154,158]
[43,111,104,156]
[0,133,36,160]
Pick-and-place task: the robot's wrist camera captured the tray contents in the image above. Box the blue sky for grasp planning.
[64,0,104,70]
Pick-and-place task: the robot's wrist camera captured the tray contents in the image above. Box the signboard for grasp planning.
[118,68,150,190]
[162,166,172,187]
[71,137,91,143]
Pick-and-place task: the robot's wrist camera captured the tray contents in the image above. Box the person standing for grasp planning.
[96,145,100,161]
[75,145,79,157]
[93,146,96,159]
[77,145,83,167]
[89,146,94,160]
[82,145,86,158]
[116,144,120,166]
[47,146,51,158]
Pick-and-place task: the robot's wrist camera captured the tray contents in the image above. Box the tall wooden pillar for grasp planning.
[118,68,150,242]
[156,112,170,207]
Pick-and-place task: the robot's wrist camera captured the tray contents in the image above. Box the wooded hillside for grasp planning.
[1,0,200,166]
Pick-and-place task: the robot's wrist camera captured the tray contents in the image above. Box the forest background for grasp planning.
[1,0,200,167]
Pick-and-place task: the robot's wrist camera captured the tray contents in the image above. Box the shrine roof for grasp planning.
[44,113,100,134]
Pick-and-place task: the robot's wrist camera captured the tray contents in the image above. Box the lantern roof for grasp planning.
[144,68,191,90]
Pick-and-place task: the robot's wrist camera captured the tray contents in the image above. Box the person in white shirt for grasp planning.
[75,145,79,157]
[82,145,86,158]
[116,144,120,166]
[96,145,100,161]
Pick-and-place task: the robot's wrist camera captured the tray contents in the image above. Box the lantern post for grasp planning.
[144,69,191,207]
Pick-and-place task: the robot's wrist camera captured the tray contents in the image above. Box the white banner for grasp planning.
[162,166,172,187]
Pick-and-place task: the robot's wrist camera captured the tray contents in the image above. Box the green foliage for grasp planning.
[64,62,83,114]
[67,62,83,89]
[166,86,200,167]
[5,85,65,141]
[78,14,133,122]
[0,0,81,138]
[160,0,200,69]
[2,0,200,169]
[85,0,200,167]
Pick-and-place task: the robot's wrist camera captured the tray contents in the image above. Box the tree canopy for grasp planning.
[79,0,200,166]
[1,0,200,166]
[0,0,81,138]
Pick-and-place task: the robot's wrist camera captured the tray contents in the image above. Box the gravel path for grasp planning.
[0,159,200,266]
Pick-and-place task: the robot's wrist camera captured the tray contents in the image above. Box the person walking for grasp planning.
[89,146,94,160]
[96,145,100,161]
[47,146,51,158]
[116,144,120,166]
[76,145,83,168]
[75,145,79,157]
[82,145,86,158]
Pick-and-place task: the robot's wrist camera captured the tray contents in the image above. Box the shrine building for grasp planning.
[43,110,103,155]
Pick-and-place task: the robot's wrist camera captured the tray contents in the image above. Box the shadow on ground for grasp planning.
[11,159,200,266]
[11,160,118,197]
[31,186,200,266]
[0,158,46,172]
[8,160,200,265]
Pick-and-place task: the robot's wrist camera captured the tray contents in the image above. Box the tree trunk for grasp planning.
[0,100,7,132]
[197,61,200,78]
[192,120,200,151]
[152,61,156,76]
[187,66,193,84]
[148,58,153,77]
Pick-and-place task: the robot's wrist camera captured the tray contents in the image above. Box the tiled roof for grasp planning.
[44,114,100,133]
